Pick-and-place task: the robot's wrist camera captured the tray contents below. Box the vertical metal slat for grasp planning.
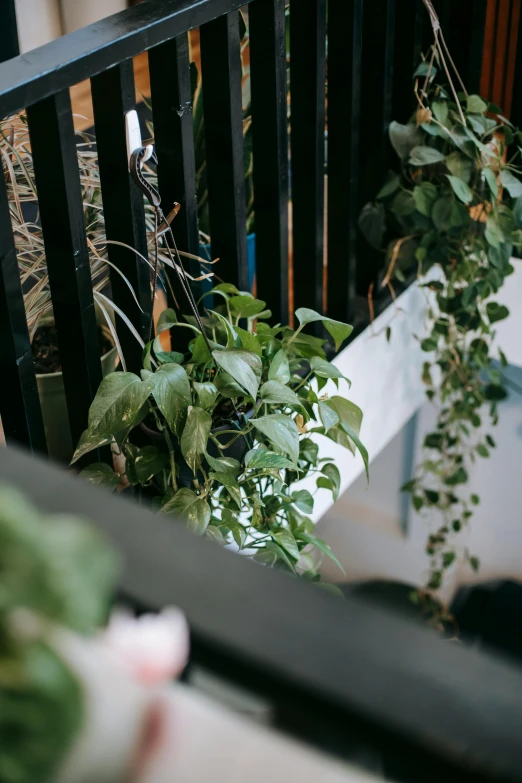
[392,0,424,123]
[148,35,201,310]
[0,174,46,453]
[1,0,20,63]
[27,90,103,455]
[91,60,150,372]
[288,0,326,317]
[200,12,248,291]
[326,0,363,325]
[250,0,289,323]
[356,0,396,299]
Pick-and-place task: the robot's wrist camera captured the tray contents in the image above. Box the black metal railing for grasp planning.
[0,0,514,462]
[2,441,522,783]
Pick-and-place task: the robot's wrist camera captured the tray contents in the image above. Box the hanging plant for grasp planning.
[74,287,367,585]
[360,16,522,616]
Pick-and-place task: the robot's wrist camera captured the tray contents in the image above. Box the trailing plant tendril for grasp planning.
[360,39,522,620]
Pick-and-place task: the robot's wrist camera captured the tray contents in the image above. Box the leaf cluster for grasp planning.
[360,58,519,602]
[75,285,365,580]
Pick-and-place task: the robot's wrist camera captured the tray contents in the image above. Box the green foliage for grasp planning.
[75,290,364,579]
[361,51,519,603]
[0,487,117,782]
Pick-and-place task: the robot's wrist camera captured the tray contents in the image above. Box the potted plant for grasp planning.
[73,285,367,579]
[1,114,137,461]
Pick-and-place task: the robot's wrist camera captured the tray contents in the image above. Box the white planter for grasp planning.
[59,0,127,34]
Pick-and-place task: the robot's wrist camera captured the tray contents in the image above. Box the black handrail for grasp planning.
[0,0,252,117]
[1,442,522,783]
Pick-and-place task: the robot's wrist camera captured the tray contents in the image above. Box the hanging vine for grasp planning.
[359,2,522,618]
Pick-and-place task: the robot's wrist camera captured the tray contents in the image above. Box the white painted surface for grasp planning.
[488,257,522,368]
[14,0,62,52]
[59,0,127,34]
[318,365,522,604]
[144,683,383,783]
[306,278,430,524]
[312,257,522,598]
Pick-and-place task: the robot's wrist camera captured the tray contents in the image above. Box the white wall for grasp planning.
[14,0,62,52]
[14,0,128,53]
[312,259,522,602]
[317,261,522,598]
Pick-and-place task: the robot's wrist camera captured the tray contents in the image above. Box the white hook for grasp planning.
[125,109,153,171]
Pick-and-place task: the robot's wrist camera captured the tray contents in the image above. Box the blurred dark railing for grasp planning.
[2,442,522,783]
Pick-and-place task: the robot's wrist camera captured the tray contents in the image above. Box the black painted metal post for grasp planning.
[27,90,104,457]
[149,34,201,312]
[326,0,363,324]
[200,12,249,291]
[1,0,20,64]
[356,0,396,299]
[289,0,327,317]
[0,175,46,454]
[91,60,150,373]
[250,0,289,324]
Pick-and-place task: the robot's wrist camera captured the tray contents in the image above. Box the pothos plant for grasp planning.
[360,49,522,613]
[73,285,367,581]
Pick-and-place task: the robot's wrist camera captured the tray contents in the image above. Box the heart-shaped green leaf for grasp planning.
[295,530,345,573]
[156,308,178,333]
[213,349,262,401]
[295,308,353,351]
[322,463,341,500]
[388,121,423,160]
[467,94,488,114]
[409,146,446,166]
[229,295,267,319]
[236,326,262,356]
[292,489,314,514]
[244,449,295,470]
[205,453,241,476]
[260,380,302,407]
[251,414,300,464]
[268,349,291,383]
[446,174,473,204]
[134,446,169,484]
[161,487,210,535]
[153,363,192,436]
[180,407,212,475]
[272,529,300,560]
[193,381,218,410]
[500,169,522,198]
[318,401,339,432]
[80,463,119,490]
[310,356,347,382]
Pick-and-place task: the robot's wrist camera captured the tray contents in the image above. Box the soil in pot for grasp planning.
[32,324,113,374]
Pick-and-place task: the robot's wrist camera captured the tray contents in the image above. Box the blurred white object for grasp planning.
[55,606,189,783]
[102,608,189,685]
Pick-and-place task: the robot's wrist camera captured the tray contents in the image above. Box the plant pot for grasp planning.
[37,328,118,463]
[139,406,255,489]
